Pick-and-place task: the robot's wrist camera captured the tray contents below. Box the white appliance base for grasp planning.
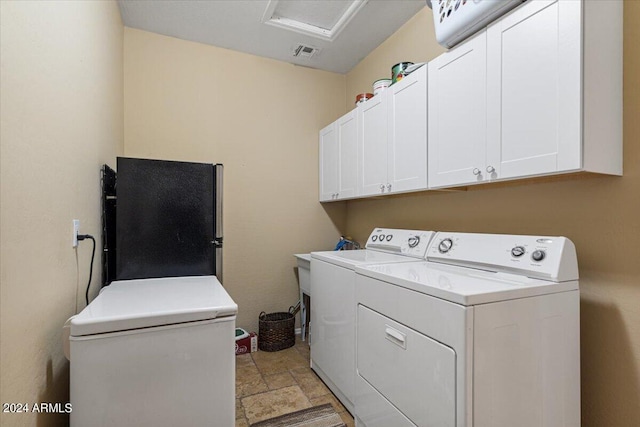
[70,317,235,427]
[311,360,354,415]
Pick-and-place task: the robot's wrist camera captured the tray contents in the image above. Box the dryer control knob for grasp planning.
[511,246,525,257]
[532,250,546,262]
[438,238,453,253]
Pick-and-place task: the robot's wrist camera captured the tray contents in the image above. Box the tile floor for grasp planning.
[235,338,354,426]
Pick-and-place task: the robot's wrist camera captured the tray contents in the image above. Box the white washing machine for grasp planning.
[310,228,435,413]
[64,275,237,427]
[354,232,580,427]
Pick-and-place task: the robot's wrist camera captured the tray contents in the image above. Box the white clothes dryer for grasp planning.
[310,228,435,413]
[65,275,237,427]
[354,232,580,427]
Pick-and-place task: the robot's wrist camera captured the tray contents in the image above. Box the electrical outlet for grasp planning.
[72,219,80,248]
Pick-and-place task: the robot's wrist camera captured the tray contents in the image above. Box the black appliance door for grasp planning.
[101,164,117,286]
[115,157,216,280]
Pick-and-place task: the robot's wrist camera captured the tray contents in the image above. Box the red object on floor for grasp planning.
[235,332,258,355]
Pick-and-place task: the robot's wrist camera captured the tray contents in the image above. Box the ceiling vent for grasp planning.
[262,0,369,41]
[293,44,320,59]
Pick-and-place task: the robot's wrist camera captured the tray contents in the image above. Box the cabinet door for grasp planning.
[428,32,488,189]
[387,65,428,193]
[358,94,388,196]
[319,122,338,201]
[486,0,581,179]
[337,110,358,199]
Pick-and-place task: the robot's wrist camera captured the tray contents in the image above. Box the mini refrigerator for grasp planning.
[102,157,223,285]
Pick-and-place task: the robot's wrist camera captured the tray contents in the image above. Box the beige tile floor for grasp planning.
[235,338,355,427]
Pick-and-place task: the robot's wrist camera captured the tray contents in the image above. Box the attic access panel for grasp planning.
[262,0,369,41]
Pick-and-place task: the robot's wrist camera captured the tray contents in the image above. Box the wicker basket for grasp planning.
[258,307,295,352]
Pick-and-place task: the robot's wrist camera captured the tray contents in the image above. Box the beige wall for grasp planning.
[0,1,123,426]
[123,28,347,333]
[344,4,640,426]
[3,2,636,426]
[346,7,445,111]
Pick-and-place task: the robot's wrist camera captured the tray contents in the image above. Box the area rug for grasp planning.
[249,403,346,427]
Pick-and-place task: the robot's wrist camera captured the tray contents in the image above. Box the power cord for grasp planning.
[77,234,96,306]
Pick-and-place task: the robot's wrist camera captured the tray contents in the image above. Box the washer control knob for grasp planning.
[511,246,526,257]
[438,238,453,254]
[532,250,546,262]
[408,236,420,248]
[379,234,385,241]
[386,234,392,242]
[372,235,378,242]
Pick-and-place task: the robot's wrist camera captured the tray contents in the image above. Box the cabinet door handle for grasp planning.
[386,183,392,191]
[486,165,495,173]
[473,168,481,176]
[379,184,385,192]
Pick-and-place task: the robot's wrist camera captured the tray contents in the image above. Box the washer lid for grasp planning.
[70,276,237,337]
[311,249,417,270]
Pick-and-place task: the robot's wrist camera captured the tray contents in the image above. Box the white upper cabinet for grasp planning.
[486,0,581,179]
[359,65,429,196]
[319,110,357,201]
[388,65,428,193]
[321,0,621,199]
[358,94,389,196]
[319,122,338,201]
[428,32,487,188]
[428,0,622,189]
[337,111,358,199]
[320,65,430,202]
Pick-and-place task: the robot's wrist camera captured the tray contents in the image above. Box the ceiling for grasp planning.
[118,0,427,74]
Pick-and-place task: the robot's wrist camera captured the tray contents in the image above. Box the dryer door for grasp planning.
[357,304,456,426]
